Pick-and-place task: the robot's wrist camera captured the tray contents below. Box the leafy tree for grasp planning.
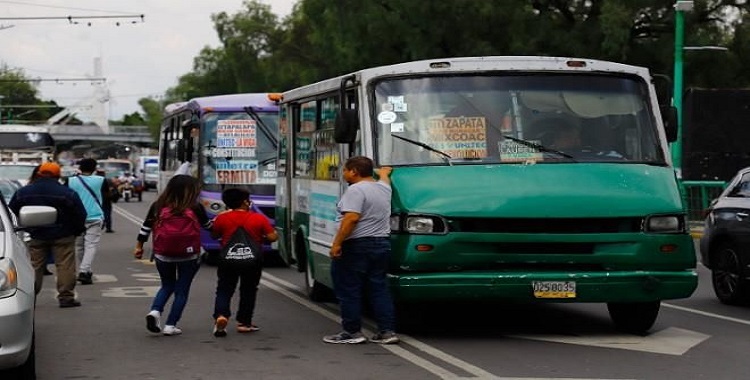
[0,64,63,124]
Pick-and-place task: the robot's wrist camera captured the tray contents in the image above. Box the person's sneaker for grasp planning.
[213,316,228,337]
[370,331,400,344]
[146,310,161,333]
[163,325,182,336]
[77,271,93,285]
[59,299,82,308]
[236,323,260,333]
[322,331,367,344]
[43,267,53,276]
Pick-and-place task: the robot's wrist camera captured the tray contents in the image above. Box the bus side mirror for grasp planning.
[661,105,678,142]
[334,109,359,143]
[334,74,359,144]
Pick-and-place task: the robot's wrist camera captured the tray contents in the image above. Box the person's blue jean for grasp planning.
[151,257,201,326]
[213,263,263,325]
[331,237,396,334]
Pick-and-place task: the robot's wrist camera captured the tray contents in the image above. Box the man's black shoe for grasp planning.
[105,229,114,233]
[59,299,82,308]
[77,272,93,285]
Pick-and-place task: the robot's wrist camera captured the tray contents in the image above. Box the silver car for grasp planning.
[0,199,57,379]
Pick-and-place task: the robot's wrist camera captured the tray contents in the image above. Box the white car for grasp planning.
[0,200,57,379]
[0,163,39,186]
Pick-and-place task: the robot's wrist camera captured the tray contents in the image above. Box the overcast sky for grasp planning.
[0,0,296,123]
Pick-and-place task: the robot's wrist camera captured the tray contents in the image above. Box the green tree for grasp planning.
[0,64,63,124]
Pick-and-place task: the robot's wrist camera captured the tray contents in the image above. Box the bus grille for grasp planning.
[448,217,643,234]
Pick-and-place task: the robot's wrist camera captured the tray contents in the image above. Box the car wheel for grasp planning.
[711,243,750,305]
[607,301,660,335]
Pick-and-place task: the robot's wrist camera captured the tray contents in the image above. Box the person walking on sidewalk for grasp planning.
[210,188,277,337]
[9,162,87,308]
[133,175,211,336]
[323,156,399,345]
[68,158,106,285]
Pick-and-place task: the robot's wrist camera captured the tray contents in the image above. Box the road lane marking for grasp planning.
[102,286,158,298]
[262,273,631,380]
[663,302,750,326]
[260,276,495,379]
[507,327,709,356]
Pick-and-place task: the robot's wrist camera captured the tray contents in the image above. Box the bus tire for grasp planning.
[304,257,333,302]
[607,301,660,335]
[201,250,219,266]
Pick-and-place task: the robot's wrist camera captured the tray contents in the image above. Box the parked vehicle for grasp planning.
[700,167,750,304]
[277,56,696,334]
[0,179,21,203]
[0,200,58,379]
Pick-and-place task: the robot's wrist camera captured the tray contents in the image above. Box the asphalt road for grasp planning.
[33,191,750,380]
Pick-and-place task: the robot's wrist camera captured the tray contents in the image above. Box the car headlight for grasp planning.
[644,215,685,233]
[0,258,18,299]
[391,214,448,234]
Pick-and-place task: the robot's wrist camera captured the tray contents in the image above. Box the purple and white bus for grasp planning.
[158,93,281,263]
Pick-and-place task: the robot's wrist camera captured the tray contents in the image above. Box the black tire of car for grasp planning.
[711,242,750,305]
[607,301,660,335]
[0,331,35,380]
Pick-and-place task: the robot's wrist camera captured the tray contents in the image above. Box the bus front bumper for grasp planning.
[389,270,698,303]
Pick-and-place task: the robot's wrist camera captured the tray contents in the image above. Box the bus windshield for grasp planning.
[374,74,664,166]
[199,111,278,189]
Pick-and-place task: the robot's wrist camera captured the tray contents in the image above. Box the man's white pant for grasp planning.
[76,220,103,273]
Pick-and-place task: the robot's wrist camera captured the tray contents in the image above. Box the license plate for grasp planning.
[532,281,576,298]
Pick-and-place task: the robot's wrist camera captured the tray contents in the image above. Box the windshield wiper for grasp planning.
[392,134,453,166]
[243,107,278,148]
[501,134,577,161]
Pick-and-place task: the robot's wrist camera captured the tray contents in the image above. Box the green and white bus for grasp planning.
[275,56,697,333]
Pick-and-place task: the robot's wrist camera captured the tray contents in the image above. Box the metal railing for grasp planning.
[680,180,726,222]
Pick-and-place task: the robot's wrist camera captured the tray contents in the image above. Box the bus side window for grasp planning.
[294,100,317,178]
[313,96,340,181]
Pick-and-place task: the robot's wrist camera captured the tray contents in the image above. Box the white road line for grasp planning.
[662,302,750,326]
[262,273,629,380]
[116,209,717,379]
[259,278,464,379]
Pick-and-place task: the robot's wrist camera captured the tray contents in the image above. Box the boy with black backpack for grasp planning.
[210,187,277,337]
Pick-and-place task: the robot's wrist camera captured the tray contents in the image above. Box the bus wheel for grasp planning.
[607,301,660,335]
[304,261,332,302]
[201,250,219,266]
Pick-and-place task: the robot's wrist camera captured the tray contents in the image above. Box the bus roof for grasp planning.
[0,124,51,133]
[281,56,651,101]
[166,93,280,116]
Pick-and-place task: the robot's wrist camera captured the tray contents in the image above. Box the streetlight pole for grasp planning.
[671,1,693,177]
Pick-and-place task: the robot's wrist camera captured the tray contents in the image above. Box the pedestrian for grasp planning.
[67,158,107,285]
[9,162,87,308]
[133,174,211,336]
[323,156,399,344]
[27,165,55,276]
[96,169,115,233]
[210,187,277,337]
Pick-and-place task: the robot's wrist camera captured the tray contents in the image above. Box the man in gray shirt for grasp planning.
[323,156,399,345]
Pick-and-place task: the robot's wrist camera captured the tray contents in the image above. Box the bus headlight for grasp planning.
[644,215,685,233]
[390,214,448,234]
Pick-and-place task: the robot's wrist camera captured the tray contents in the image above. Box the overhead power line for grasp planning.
[0,77,106,83]
[0,14,145,25]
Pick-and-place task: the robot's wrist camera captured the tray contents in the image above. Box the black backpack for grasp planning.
[218,226,263,268]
